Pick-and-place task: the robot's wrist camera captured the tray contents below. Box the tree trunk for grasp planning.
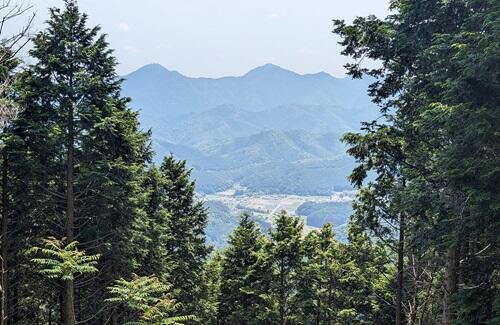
[1,148,8,325]
[63,280,75,325]
[443,245,458,325]
[63,100,76,325]
[396,213,405,325]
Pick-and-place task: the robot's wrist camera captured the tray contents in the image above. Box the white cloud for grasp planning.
[117,22,132,32]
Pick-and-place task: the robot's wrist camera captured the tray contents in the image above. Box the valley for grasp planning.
[121,63,375,246]
[202,187,354,247]
[122,63,378,196]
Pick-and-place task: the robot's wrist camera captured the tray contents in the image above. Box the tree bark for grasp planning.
[396,213,405,325]
[63,280,75,325]
[1,148,8,325]
[63,99,76,325]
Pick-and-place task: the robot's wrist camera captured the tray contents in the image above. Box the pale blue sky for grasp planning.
[14,0,389,77]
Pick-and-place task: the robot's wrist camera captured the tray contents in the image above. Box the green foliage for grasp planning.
[296,223,394,324]
[218,214,271,324]
[107,274,193,325]
[334,0,500,323]
[6,0,151,322]
[212,214,396,324]
[138,155,210,319]
[198,252,223,325]
[0,0,497,324]
[28,237,100,280]
[266,211,304,324]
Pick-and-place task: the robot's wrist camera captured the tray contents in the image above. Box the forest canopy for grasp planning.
[0,0,498,324]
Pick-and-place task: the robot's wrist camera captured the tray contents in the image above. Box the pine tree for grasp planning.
[333,0,500,323]
[344,223,395,324]
[10,1,151,323]
[0,48,21,325]
[198,251,223,325]
[148,155,210,318]
[267,211,303,325]
[218,214,270,325]
[134,165,170,277]
[297,224,341,324]
[341,125,409,324]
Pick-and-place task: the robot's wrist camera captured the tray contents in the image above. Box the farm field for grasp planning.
[202,189,355,247]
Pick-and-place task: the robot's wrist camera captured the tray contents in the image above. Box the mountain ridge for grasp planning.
[121,63,378,195]
[127,62,345,81]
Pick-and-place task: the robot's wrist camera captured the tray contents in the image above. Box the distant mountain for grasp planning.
[121,63,378,195]
[207,130,341,164]
[122,63,375,121]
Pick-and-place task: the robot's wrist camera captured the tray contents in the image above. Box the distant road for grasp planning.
[269,202,282,219]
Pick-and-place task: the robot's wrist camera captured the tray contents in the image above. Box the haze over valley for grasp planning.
[5,1,496,323]
[122,63,377,245]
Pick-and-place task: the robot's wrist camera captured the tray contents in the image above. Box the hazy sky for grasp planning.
[11,0,390,77]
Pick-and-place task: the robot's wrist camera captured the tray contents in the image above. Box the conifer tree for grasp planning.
[199,251,223,325]
[11,1,150,323]
[149,155,210,318]
[0,5,35,322]
[0,51,20,325]
[297,224,342,324]
[134,165,170,277]
[267,211,303,325]
[218,214,270,325]
[333,0,500,322]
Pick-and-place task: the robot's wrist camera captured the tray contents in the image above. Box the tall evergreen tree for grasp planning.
[0,4,35,323]
[199,251,223,325]
[0,49,21,325]
[10,1,151,323]
[333,0,500,323]
[218,214,270,325]
[344,223,396,324]
[146,155,210,318]
[298,224,342,324]
[134,165,170,277]
[297,223,394,324]
[267,211,303,325]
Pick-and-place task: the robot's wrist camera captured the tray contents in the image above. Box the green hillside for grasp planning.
[122,64,378,195]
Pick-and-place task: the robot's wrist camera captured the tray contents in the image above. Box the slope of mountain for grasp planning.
[206,130,340,164]
[122,63,378,195]
[122,63,376,124]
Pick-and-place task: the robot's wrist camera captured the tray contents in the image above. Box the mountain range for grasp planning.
[121,63,378,195]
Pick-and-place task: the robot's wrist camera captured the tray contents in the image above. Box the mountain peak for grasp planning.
[244,63,298,77]
[127,63,185,79]
[259,63,284,70]
[137,63,170,73]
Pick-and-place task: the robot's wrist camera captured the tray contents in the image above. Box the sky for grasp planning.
[8,0,390,77]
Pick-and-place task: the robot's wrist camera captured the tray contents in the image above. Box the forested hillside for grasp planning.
[121,63,378,194]
[0,1,497,325]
